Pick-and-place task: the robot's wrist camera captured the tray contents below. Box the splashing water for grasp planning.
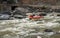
[0,16,60,38]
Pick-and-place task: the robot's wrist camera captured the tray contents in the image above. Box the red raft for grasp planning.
[29,15,43,20]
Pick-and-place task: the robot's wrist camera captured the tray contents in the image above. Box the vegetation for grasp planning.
[7,0,16,4]
[0,0,16,4]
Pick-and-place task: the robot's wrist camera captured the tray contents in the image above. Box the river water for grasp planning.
[0,16,60,38]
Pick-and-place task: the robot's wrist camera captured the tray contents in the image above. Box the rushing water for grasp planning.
[0,16,60,38]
